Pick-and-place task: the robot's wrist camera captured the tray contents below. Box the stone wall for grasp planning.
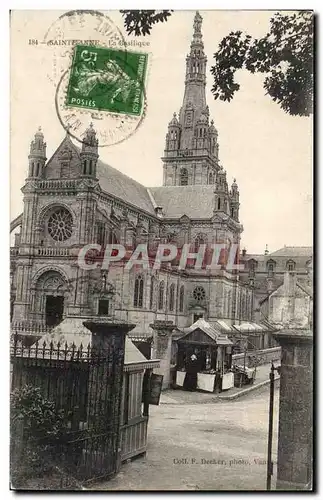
[232,347,281,366]
[274,329,313,490]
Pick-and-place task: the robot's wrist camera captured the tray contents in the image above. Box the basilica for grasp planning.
[10,13,311,355]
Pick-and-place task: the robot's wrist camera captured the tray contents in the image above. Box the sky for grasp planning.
[10,10,313,254]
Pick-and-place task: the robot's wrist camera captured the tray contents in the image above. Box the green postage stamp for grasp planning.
[66,45,148,116]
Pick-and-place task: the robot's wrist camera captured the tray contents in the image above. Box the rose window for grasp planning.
[193,286,206,302]
[47,208,73,241]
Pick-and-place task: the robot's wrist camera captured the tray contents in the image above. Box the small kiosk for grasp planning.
[175,319,234,393]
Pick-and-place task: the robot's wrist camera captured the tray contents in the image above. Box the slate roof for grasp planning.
[64,141,155,215]
[269,246,313,257]
[42,136,218,220]
[241,247,313,275]
[98,158,217,219]
[97,160,156,215]
[243,246,313,264]
[149,185,216,218]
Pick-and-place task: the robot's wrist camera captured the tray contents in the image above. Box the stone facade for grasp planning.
[239,247,313,325]
[10,13,253,342]
[259,271,313,329]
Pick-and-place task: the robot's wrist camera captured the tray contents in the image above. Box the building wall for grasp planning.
[260,271,312,328]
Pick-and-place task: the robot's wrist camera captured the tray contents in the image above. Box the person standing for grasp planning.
[183,353,199,391]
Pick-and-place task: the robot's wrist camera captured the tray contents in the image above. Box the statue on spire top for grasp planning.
[193,11,202,35]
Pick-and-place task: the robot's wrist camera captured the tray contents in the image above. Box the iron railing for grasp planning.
[10,334,125,487]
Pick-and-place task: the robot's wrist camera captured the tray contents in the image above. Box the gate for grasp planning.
[10,319,131,486]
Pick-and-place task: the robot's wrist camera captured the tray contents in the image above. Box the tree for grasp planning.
[120,10,173,36]
[210,11,313,117]
[121,10,313,117]
[10,385,67,486]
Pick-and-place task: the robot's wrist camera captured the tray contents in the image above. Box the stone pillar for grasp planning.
[83,318,135,473]
[274,329,313,490]
[150,320,175,389]
[12,261,33,323]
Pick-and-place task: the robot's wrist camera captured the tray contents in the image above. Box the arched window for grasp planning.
[169,283,175,311]
[267,261,275,276]
[96,221,106,246]
[217,198,221,210]
[241,295,246,320]
[208,172,214,184]
[227,290,232,318]
[248,295,253,320]
[179,285,184,312]
[10,298,14,323]
[149,276,155,310]
[180,168,188,186]
[287,260,295,272]
[248,259,257,276]
[158,281,165,310]
[134,274,144,308]
[108,230,118,244]
[194,234,205,253]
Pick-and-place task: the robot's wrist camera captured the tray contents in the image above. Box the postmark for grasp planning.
[45,11,149,147]
[55,62,148,147]
[43,10,127,87]
[66,45,148,116]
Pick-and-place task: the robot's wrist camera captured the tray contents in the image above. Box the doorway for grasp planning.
[45,295,64,327]
[193,313,204,323]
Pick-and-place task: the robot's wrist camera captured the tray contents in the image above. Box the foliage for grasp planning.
[120,10,313,116]
[210,11,313,116]
[120,10,173,36]
[10,385,67,487]
[11,385,65,440]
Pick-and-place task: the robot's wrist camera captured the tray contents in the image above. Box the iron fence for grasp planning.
[10,333,125,487]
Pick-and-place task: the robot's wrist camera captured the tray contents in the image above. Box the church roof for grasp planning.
[96,159,156,215]
[149,185,215,218]
[269,246,313,257]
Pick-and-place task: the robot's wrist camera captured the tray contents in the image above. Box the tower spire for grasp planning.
[192,11,203,43]
[162,12,221,186]
[181,11,207,114]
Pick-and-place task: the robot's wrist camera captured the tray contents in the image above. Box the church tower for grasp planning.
[28,127,47,178]
[162,11,220,186]
[80,122,99,177]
